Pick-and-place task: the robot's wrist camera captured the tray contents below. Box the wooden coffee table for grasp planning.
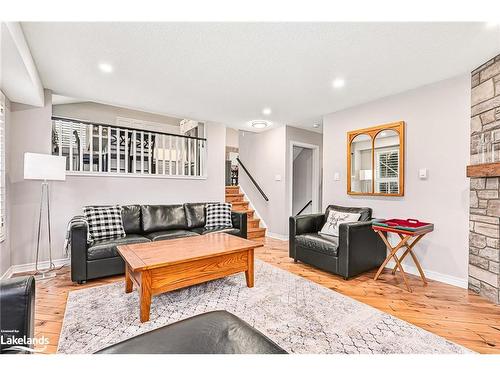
[117,232,262,322]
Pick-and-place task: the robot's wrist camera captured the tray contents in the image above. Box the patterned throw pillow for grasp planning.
[83,205,126,243]
[319,210,361,237]
[205,203,233,229]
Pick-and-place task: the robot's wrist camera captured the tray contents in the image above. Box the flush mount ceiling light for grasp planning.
[332,78,345,89]
[313,122,321,128]
[98,62,114,73]
[262,107,272,116]
[251,120,270,129]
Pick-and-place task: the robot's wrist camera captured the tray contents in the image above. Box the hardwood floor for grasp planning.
[26,237,500,354]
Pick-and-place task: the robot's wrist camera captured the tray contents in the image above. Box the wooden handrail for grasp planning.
[236,157,269,202]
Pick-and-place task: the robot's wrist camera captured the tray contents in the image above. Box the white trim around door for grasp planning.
[288,141,321,217]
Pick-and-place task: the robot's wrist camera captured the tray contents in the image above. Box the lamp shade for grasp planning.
[24,153,66,181]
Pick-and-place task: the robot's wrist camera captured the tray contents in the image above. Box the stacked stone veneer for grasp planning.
[469,54,500,304]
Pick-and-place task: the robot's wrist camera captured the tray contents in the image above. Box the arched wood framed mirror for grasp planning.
[347,121,405,197]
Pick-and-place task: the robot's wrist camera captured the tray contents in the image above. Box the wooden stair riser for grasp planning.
[248,218,260,229]
[225,194,245,203]
[225,187,240,194]
[231,202,249,211]
[247,228,266,239]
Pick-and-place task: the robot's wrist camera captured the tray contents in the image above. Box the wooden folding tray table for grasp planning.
[372,219,434,292]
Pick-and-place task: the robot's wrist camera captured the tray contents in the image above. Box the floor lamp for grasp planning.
[24,152,66,280]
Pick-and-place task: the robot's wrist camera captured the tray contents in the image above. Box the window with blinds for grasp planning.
[375,148,399,194]
[0,91,5,242]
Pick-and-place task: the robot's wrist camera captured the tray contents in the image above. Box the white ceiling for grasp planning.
[21,22,500,132]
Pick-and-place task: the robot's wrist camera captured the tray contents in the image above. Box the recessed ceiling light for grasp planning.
[98,62,113,73]
[332,78,345,89]
[251,120,270,129]
[262,107,272,116]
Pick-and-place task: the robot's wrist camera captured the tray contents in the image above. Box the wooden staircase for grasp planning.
[225,186,266,239]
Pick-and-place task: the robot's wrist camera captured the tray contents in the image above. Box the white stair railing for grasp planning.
[51,117,207,178]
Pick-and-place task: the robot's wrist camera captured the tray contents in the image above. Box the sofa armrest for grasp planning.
[0,276,35,354]
[231,211,247,239]
[289,213,325,258]
[337,220,387,279]
[70,220,89,283]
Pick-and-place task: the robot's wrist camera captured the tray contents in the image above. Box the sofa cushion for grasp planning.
[295,233,339,257]
[122,205,142,234]
[191,226,240,236]
[325,204,372,222]
[145,229,199,242]
[141,205,187,233]
[87,234,150,261]
[184,203,207,229]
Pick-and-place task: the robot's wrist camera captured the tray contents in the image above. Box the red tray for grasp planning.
[372,218,433,232]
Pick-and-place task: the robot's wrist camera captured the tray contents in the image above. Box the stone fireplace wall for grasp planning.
[469,54,500,304]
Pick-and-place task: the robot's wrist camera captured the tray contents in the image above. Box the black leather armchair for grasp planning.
[96,310,286,354]
[289,205,386,279]
[0,276,36,354]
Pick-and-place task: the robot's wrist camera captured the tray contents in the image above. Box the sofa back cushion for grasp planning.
[325,205,372,222]
[184,203,207,229]
[141,205,187,233]
[121,205,142,234]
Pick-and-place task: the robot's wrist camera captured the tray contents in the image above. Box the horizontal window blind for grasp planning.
[376,148,399,194]
[0,91,5,241]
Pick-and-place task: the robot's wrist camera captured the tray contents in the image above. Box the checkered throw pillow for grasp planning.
[83,205,126,243]
[205,203,233,229]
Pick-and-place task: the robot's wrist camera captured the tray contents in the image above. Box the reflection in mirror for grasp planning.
[374,130,400,194]
[350,134,372,193]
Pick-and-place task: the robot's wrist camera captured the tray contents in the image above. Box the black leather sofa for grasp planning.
[289,204,386,279]
[0,276,35,354]
[96,310,286,354]
[71,203,247,284]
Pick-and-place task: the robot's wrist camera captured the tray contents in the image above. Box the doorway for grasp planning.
[289,141,320,216]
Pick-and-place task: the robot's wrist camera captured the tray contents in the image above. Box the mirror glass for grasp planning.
[350,133,373,193]
[373,130,400,194]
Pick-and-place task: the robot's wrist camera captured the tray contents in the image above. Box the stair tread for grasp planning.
[248,227,266,232]
[225,193,244,197]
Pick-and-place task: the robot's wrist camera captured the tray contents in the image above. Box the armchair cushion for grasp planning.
[295,233,339,257]
[87,234,150,261]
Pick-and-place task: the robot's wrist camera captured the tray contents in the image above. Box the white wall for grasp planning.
[9,92,226,266]
[322,74,471,285]
[239,127,287,237]
[0,97,12,276]
[53,101,182,128]
[238,125,322,238]
[226,127,239,148]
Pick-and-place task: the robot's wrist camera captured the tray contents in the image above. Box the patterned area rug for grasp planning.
[58,260,471,354]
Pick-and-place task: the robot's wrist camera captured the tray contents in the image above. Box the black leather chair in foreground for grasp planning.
[289,204,387,279]
[0,276,35,354]
[96,310,287,354]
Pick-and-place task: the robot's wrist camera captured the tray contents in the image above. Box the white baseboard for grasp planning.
[0,258,70,280]
[266,232,288,241]
[385,260,467,289]
[238,185,268,230]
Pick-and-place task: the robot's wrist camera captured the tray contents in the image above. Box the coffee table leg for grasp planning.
[125,264,133,293]
[140,270,152,323]
[245,248,254,288]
